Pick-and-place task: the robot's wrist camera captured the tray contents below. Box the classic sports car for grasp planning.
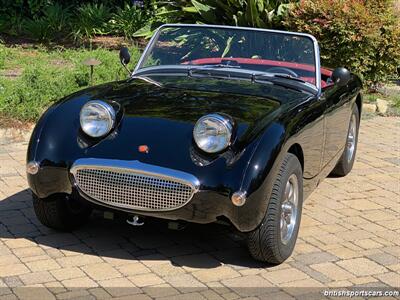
[27,24,362,264]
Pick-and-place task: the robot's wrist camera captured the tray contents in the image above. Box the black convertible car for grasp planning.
[27,24,362,264]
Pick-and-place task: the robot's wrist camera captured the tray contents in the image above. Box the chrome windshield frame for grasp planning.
[133,24,322,94]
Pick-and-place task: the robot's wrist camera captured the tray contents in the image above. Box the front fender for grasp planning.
[27,102,66,197]
[233,121,288,232]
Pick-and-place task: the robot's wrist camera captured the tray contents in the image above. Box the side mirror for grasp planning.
[331,67,351,87]
[119,47,131,65]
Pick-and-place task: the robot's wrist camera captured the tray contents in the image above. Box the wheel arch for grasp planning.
[288,143,304,172]
[355,93,362,117]
[235,122,304,232]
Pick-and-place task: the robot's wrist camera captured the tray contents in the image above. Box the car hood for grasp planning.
[72,74,311,144]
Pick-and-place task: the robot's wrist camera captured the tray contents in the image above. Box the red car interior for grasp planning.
[183,57,333,88]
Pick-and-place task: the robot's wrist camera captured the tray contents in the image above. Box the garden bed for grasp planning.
[1,42,399,126]
[1,0,398,125]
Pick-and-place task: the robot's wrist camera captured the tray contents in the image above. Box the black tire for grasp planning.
[330,105,360,177]
[33,193,92,231]
[247,153,303,264]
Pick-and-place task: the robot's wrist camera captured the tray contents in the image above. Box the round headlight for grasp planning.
[80,100,115,138]
[193,114,233,153]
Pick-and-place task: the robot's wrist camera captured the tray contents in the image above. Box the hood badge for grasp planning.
[138,145,149,154]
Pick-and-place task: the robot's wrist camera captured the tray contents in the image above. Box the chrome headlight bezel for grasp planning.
[80,100,116,138]
[193,113,233,154]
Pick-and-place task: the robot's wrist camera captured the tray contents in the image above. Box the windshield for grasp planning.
[137,25,320,89]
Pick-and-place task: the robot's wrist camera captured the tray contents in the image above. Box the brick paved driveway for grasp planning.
[0,116,399,299]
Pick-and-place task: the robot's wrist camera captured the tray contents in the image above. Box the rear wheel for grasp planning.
[33,193,92,231]
[247,153,303,264]
[330,105,359,177]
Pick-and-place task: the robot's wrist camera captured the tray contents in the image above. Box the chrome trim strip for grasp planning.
[71,158,201,191]
[70,158,200,212]
[133,28,162,74]
[133,23,322,94]
[314,40,322,96]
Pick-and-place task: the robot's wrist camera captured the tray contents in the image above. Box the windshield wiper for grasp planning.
[254,72,306,83]
[271,73,306,83]
[188,66,249,81]
[253,74,309,93]
[198,64,241,69]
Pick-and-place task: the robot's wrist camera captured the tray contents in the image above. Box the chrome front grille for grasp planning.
[71,159,200,211]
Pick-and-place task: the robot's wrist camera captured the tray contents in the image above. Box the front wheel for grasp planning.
[33,193,92,231]
[247,153,303,264]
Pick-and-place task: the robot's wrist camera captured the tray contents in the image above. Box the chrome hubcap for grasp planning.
[280,174,299,245]
[346,114,357,163]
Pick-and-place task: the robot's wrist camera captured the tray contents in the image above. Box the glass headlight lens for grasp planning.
[193,114,233,153]
[80,100,115,138]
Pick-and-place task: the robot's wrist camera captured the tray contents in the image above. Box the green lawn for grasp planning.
[0,44,141,122]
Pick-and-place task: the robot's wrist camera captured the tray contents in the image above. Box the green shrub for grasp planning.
[109,4,149,39]
[0,0,52,35]
[0,1,150,41]
[284,0,400,86]
[71,3,111,42]
[26,0,52,17]
[134,0,297,38]
[22,3,71,41]
[41,3,71,38]
[0,13,25,36]
[393,94,400,109]
[22,19,50,41]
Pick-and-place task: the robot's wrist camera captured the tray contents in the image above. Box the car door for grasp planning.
[321,84,353,167]
[295,95,327,179]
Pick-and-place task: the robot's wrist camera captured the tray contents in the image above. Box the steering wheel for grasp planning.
[266,67,299,78]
